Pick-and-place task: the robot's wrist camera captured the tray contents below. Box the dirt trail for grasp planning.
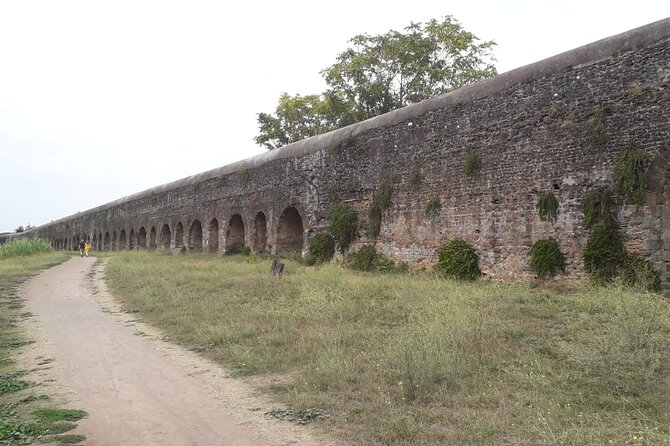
[20,257,338,446]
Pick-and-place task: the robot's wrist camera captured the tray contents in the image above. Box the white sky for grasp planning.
[1,1,668,232]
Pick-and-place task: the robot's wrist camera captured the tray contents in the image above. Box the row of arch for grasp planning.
[50,207,306,254]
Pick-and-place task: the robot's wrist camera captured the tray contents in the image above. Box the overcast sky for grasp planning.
[1,1,668,232]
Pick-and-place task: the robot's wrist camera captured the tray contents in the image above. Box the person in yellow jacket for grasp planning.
[84,239,91,257]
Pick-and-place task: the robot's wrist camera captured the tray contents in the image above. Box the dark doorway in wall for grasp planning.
[160,224,171,249]
[276,207,304,253]
[119,230,127,250]
[253,212,267,252]
[226,214,245,252]
[138,227,147,249]
[98,233,102,251]
[189,220,203,251]
[175,222,184,248]
[149,227,157,249]
[92,234,97,252]
[208,219,219,253]
[104,232,110,251]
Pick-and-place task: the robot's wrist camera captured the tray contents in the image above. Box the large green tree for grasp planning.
[255,16,496,150]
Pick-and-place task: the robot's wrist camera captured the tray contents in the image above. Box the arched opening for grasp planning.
[97,233,102,251]
[160,224,171,249]
[189,220,203,251]
[104,232,111,251]
[72,236,78,251]
[138,227,147,249]
[208,218,219,253]
[226,214,245,252]
[253,212,267,252]
[92,233,97,252]
[112,231,118,251]
[175,222,184,248]
[276,207,304,253]
[149,227,157,250]
[129,229,135,250]
[119,230,127,250]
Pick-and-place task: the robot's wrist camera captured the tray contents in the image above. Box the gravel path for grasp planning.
[20,257,337,446]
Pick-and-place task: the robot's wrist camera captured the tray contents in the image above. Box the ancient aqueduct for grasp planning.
[11,18,670,288]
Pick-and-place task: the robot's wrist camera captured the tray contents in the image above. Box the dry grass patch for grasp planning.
[106,251,670,445]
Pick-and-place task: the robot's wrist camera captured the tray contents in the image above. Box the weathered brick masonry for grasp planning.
[17,18,670,288]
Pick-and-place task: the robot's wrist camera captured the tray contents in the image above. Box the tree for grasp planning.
[15,225,24,233]
[255,16,496,150]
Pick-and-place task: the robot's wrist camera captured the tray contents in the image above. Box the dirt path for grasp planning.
[19,257,338,446]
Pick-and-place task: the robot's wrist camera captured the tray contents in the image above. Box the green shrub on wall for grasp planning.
[329,202,358,252]
[425,198,441,218]
[344,245,395,272]
[537,192,559,224]
[612,145,651,206]
[529,238,566,279]
[583,222,626,285]
[621,254,661,292]
[367,183,393,238]
[582,186,616,229]
[307,233,335,264]
[463,153,481,176]
[435,240,481,281]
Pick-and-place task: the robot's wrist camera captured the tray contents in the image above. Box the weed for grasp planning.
[33,408,87,423]
[435,240,481,281]
[307,233,335,264]
[586,106,609,146]
[582,186,616,229]
[463,153,481,176]
[367,183,392,238]
[328,202,358,251]
[612,144,651,205]
[537,192,559,224]
[529,238,566,279]
[583,222,626,284]
[621,254,661,292]
[425,198,441,218]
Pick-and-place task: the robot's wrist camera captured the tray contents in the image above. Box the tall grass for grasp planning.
[0,239,53,259]
[106,251,670,445]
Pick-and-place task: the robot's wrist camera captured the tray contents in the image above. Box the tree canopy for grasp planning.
[255,16,496,150]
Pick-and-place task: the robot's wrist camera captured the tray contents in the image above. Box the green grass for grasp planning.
[105,251,670,445]
[0,239,53,259]
[0,251,86,445]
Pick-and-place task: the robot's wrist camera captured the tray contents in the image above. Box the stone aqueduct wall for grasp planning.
[17,18,670,287]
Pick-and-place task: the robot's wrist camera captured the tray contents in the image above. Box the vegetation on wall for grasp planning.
[582,186,616,229]
[425,198,441,218]
[612,144,651,205]
[367,183,393,238]
[621,254,661,292]
[583,222,626,285]
[463,153,481,176]
[307,233,335,264]
[529,238,566,279]
[344,245,395,272]
[328,202,358,252]
[536,192,559,224]
[586,106,609,146]
[435,240,480,281]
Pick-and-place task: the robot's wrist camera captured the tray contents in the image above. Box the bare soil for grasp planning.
[19,257,339,446]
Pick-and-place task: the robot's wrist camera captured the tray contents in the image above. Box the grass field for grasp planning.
[0,244,87,445]
[105,251,670,445]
